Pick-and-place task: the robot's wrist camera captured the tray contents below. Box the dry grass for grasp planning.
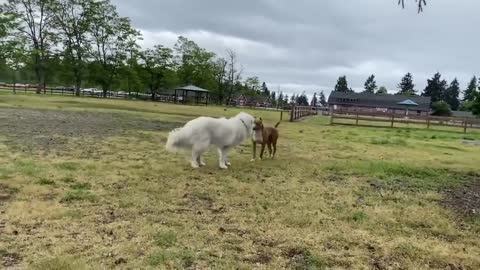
[1,93,480,269]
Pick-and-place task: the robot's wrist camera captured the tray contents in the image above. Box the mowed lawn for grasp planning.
[1,93,480,269]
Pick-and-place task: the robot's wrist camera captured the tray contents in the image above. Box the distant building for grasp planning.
[327,92,431,116]
[451,111,475,118]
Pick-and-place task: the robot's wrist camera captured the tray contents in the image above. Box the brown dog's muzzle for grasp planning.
[253,126,263,143]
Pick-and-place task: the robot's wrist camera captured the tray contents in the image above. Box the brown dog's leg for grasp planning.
[272,142,277,159]
[267,143,272,158]
[251,141,256,161]
[260,143,266,160]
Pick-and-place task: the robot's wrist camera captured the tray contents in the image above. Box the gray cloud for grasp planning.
[113,0,480,96]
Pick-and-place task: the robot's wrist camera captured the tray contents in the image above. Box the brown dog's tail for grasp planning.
[274,122,281,128]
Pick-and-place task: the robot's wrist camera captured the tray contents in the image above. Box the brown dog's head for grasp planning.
[252,118,264,143]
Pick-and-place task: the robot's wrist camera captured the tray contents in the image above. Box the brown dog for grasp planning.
[251,118,280,161]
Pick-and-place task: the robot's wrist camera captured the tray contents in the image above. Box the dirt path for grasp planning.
[0,107,177,153]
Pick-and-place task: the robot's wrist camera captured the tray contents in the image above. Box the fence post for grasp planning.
[390,113,395,128]
[355,113,359,125]
[290,106,294,122]
[280,111,283,121]
[463,118,468,134]
[329,107,334,125]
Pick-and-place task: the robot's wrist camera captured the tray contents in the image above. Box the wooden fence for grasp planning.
[0,85,133,98]
[290,106,316,121]
[330,109,480,133]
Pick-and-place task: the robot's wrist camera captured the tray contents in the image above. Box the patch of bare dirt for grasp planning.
[0,183,16,203]
[282,247,322,270]
[443,180,480,218]
[1,252,22,268]
[244,249,273,265]
[0,108,178,153]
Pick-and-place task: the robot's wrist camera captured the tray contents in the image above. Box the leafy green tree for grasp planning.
[472,94,480,116]
[396,72,416,95]
[212,57,227,104]
[363,74,377,93]
[87,0,140,97]
[49,0,96,96]
[3,0,58,93]
[3,38,28,93]
[376,86,388,95]
[139,45,174,100]
[431,101,452,116]
[174,36,217,91]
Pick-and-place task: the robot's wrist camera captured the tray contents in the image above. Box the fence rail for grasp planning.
[330,109,480,133]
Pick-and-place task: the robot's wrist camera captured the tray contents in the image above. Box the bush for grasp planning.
[472,95,480,116]
[431,101,452,116]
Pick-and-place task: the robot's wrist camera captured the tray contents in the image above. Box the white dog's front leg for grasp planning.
[218,148,228,169]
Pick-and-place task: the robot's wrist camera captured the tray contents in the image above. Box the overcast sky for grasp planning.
[112,0,479,97]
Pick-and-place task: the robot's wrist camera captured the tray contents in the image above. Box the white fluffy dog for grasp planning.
[165,112,255,169]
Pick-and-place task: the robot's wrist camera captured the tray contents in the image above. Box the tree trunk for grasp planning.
[12,71,16,94]
[75,77,81,97]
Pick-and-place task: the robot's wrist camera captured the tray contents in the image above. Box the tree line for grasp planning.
[0,0,296,107]
[333,72,480,115]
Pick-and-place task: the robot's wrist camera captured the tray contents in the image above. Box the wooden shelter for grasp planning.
[174,85,210,105]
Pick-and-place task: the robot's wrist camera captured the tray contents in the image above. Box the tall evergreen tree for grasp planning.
[296,92,308,106]
[261,81,269,96]
[311,92,318,107]
[290,94,296,104]
[334,75,352,92]
[277,92,284,107]
[363,74,377,93]
[463,76,477,102]
[319,91,327,106]
[422,72,447,104]
[444,78,460,110]
[270,91,276,106]
[397,72,416,95]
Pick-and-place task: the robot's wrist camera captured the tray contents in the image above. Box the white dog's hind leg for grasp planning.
[197,156,206,166]
[225,155,231,166]
[191,142,209,168]
[191,151,200,168]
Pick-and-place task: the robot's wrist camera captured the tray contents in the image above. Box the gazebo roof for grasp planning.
[397,99,419,106]
[175,85,209,93]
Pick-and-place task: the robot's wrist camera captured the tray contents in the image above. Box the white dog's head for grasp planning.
[234,112,255,134]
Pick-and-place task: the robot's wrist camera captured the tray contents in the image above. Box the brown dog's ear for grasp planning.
[259,117,263,121]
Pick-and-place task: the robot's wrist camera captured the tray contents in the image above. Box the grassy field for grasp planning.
[1,92,480,269]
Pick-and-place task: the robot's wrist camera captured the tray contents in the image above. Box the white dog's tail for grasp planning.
[165,128,192,152]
